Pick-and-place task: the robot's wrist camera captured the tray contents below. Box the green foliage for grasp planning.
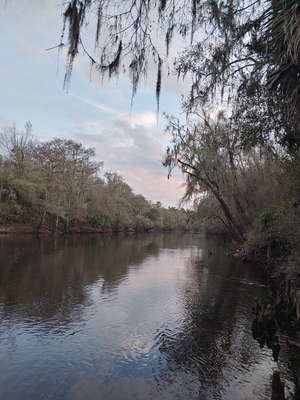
[259,212,273,232]
[88,214,106,228]
[146,208,160,222]
[0,122,190,233]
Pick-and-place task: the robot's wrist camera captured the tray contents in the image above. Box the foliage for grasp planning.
[57,1,300,127]
[266,0,300,127]
[0,122,191,233]
[259,212,273,233]
[163,110,249,240]
[162,98,299,253]
[57,1,263,111]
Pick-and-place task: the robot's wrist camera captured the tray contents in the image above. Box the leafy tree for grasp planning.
[145,207,162,227]
[130,194,154,231]
[162,106,287,241]
[163,110,245,240]
[32,138,102,219]
[99,172,135,231]
[160,206,189,231]
[266,0,300,128]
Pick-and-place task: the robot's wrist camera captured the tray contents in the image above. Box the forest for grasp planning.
[0,122,192,234]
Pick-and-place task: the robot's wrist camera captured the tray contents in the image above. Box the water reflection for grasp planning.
[0,233,290,399]
[0,234,164,323]
[154,246,271,399]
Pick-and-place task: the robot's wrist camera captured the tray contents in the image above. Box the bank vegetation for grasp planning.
[163,83,300,274]
[0,122,192,235]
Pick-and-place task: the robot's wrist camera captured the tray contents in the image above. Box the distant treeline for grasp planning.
[0,122,195,234]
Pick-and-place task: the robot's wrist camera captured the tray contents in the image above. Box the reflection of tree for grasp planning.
[155,247,269,399]
[0,235,89,327]
[0,233,184,328]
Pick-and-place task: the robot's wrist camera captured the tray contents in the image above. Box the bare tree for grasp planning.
[0,121,36,171]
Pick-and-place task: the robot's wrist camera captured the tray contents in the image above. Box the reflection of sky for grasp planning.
[88,249,189,354]
[0,235,290,400]
[0,1,192,207]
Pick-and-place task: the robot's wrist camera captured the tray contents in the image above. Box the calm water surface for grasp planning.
[0,233,298,399]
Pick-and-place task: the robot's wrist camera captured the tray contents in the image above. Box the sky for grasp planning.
[0,0,193,208]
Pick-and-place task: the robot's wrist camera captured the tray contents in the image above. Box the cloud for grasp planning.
[114,119,162,153]
[122,167,185,207]
[69,113,186,206]
[70,92,122,117]
[72,119,164,172]
[0,0,189,207]
[69,92,158,129]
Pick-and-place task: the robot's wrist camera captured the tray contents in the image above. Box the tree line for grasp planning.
[53,0,300,268]
[0,122,192,234]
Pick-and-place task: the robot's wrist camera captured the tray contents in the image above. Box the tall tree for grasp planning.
[33,138,102,218]
[162,106,285,241]
[163,110,245,240]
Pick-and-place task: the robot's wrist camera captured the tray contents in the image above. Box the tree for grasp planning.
[99,172,134,231]
[163,110,245,240]
[0,121,193,233]
[32,138,103,219]
[162,106,287,241]
[130,194,153,231]
[265,0,300,128]
[58,0,257,111]
[0,122,44,214]
[0,121,36,173]
[58,1,300,127]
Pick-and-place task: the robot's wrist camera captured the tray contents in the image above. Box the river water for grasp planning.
[0,233,298,399]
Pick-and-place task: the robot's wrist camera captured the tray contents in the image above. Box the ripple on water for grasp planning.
[0,234,287,400]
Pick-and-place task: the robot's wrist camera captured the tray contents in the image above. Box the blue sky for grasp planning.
[0,1,192,207]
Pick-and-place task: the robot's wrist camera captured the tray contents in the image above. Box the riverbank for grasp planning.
[0,222,182,235]
[0,224,39,234]
[0,223,107,234]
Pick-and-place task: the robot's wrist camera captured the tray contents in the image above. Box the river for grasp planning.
[0,233,298,399]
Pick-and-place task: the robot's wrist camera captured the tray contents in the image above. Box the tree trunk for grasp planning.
[216,195,244,242]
